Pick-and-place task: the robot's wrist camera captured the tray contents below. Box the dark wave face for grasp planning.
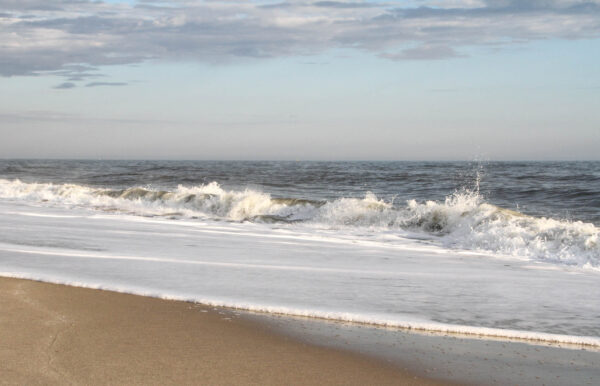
[1,160,599,225]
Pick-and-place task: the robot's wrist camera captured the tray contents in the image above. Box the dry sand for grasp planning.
[0,277,448,385]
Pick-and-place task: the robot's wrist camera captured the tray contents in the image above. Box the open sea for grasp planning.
[0,160,599,347]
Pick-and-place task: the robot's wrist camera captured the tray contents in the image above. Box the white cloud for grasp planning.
[0,0,599,80]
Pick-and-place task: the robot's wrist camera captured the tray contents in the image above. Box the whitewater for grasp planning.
[0,161,599,347]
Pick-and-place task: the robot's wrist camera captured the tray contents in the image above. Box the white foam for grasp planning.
[0,178,598,268]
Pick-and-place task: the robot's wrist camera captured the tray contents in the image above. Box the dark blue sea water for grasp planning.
[1,160,598,224]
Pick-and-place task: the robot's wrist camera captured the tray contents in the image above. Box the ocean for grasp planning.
[0,160,599,346]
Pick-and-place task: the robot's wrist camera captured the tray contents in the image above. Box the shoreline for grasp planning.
[4,272,598,350]
[2,277,600,385]
[0,276,446,385]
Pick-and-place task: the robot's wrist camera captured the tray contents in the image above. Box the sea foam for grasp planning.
[0,179,597,267]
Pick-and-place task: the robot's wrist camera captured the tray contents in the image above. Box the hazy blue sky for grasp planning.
[1,0,599,160]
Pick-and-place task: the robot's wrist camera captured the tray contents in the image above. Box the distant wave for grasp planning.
[0,179,598,268]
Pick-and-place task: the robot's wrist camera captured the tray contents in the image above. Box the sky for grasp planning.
[1,0,599,160]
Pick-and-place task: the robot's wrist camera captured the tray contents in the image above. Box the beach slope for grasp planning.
[0,277,444,385]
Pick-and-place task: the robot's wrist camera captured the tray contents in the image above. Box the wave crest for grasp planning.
[400,191,598,267]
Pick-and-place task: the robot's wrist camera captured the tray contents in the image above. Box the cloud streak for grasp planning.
[1,0,599,81]
[85,81,128,87]
[53,81,76,89]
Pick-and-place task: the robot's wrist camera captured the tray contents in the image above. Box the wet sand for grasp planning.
[249,312,600,386]
[0,277,446,385]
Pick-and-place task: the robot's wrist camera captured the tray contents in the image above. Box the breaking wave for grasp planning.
[0,179,597,267]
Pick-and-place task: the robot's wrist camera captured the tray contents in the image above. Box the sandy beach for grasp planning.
[0,277,447,385]
[3,0,599,382]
